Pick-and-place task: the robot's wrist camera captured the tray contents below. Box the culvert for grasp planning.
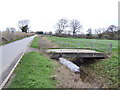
[46,49,106,74]
[47,49,109,88]
[59,58,80,73]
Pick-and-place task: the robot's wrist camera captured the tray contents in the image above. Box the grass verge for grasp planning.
[8,51,56,88]
[0,36,33,46]
[30,36,39,48]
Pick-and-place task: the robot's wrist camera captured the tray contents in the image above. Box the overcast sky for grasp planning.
[0,0,119,33]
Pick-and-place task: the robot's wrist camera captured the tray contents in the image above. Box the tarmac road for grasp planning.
[0,35,35,84]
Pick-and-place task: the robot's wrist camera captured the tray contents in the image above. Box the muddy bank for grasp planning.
[72,57,117,88]
[71,58,112,88]
[54,60,97,88]
[54,58,108,88]
[80,66,108,88]
[79,65,118,88]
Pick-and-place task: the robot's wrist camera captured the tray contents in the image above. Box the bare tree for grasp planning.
[86,28,92,39]
[117,26,120,40]
[6,27,16,33]
[55,18,68,35]
[70,19,82,36]
[18,19,30,33]
[94,28,106,39]
[107,25,117,39]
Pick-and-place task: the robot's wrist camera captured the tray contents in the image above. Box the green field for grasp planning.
[46,36,119,88]
[8,52,56,88]
[46,36,118,51]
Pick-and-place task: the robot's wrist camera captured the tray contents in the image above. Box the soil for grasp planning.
[54,61,95,88]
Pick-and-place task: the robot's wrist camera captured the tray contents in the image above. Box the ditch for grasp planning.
[39,35,118,88]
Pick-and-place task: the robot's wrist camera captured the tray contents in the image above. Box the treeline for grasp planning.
[45,18,120,40]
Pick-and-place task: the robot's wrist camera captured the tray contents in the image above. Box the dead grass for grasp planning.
[39,35,59,53]
[39,36,59,48]
[0,31,34,45]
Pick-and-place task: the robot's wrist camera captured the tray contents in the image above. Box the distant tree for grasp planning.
[113,26,120,40]
[70,19,82,36]
[55,18,68,35]
[117,26,120,40]
[18,19,30,33]
[67,30,72,35]
[6,27,16,33]
[94,28,106,39]
[86,28,92,39]
[47,31,53,35]
[107,25,117,39]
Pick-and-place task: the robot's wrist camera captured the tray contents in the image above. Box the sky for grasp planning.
[0,0,119,33]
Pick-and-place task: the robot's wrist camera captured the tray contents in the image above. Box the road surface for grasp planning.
[0,35,35,84]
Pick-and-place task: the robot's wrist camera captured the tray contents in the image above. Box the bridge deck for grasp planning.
[46,49,106,59]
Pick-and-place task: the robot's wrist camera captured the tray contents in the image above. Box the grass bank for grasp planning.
[8,51,56,88]
[0,32,34,46]
[1,36,29,46]
[45,35,119,88]
[30,36,39,48]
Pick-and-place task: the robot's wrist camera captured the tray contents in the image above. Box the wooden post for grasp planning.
[110,43,112,53]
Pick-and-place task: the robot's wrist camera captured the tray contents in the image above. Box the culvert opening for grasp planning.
[72,57,101,67]
[55,56,107,88]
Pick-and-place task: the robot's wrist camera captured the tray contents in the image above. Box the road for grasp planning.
[0,35,35,84]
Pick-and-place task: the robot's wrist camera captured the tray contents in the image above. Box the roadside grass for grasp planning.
[0,37,28,46]
[30,36,39,48]
[8,51,56,88]
[46,35,119,88]
[0,32,34,46]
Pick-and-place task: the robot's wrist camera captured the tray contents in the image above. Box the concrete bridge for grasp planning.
[46,49,107,59]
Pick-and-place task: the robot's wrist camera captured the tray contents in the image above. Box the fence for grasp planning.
[52,40,112,53]
[39,37,112,54]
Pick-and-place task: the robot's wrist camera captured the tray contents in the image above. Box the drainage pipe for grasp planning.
[59,58,80,73]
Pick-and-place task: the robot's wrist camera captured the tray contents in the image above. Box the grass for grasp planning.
[8,51,56,88]
[46,35,119,88]
[88,55,118,87]
[30,36,39,48]
[46,36,118,52]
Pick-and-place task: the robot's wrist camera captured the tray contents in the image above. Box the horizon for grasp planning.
[0,0,119,33]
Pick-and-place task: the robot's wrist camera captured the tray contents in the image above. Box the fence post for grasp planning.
[110,43,112,53]
[92,41,94,49]
[92,41,95,57]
